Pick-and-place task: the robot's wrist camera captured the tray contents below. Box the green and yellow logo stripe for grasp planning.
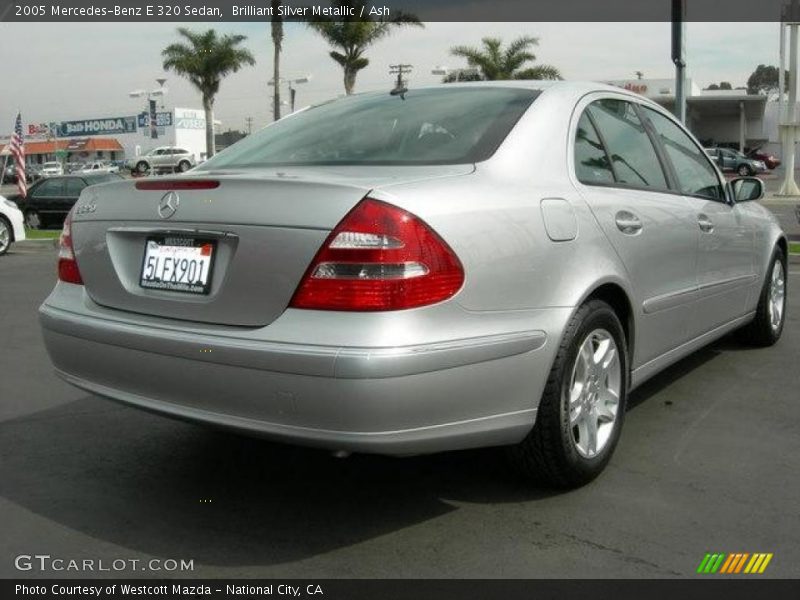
[697,553,773,574]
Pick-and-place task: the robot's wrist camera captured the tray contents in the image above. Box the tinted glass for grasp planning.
[64,178,87,197]
[35,178,64,197]
[574,113,614,184]
[587,99,667,190]
[199,88,539,168]
[642,107,724,201]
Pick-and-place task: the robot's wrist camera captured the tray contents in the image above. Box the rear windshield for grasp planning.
[198,87,539,168]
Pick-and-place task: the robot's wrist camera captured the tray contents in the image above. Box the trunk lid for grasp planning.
[71,166,471,327]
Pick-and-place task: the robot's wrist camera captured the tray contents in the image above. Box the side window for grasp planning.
[574,112,615,184]
[34,178,64,198]
[587,99,668,190]
[64,178,87,198]
[641,107,724,201]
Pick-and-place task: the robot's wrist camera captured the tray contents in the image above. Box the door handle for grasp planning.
[615,210,642,235]
[698,214,715,233]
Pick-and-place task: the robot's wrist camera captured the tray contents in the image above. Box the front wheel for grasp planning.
[737,164,753,176]
[136,161,149,174]
[740,247,787,346]
[0,216,11,255]
[508,300,628,488]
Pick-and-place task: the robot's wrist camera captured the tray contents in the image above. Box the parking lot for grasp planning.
[1,244,799,579]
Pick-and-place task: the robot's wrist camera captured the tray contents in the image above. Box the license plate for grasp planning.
[139,237,216,295]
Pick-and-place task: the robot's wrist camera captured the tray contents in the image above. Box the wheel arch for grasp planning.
[582,282,636,363]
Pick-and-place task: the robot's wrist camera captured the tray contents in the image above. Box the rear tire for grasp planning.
[0,216,12,255]
[24,210,41,230]
[178,160,191,172]
[508,300,628,488]
[740,247,787,346]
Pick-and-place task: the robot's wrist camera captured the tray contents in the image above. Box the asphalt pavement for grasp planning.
[1,246,799,579]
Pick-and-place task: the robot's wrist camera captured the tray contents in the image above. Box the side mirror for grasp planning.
[729,177,764,203]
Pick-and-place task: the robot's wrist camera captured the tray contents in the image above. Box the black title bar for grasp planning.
[1,0,800,22]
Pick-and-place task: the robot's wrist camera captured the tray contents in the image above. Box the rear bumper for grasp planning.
[39,291,561,455]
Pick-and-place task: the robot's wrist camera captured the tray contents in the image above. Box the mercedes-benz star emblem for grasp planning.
[157,191,180,219]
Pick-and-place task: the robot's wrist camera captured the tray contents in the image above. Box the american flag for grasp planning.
[9,112,27,198]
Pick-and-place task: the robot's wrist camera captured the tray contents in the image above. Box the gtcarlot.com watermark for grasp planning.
[14,554,194,573]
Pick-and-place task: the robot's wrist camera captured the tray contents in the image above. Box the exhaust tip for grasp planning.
[331,450,351,459]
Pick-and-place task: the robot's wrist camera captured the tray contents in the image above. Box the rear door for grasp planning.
[572,97,700,366]
[30,177,66,222]
[640,107,755,333]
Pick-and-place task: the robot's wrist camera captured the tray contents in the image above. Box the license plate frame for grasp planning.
[139,236,217,295]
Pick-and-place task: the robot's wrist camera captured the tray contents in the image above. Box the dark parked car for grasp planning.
[13,173,122,229]
[2,163,41,185]
[748,148,781,170]
[704,147,767,176]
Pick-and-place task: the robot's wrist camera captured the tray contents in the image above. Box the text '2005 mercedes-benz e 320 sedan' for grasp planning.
[39,82,788,487]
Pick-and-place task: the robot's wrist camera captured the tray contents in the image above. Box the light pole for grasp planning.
[779,1,800,196]
[129,83,169,142]
[268,75,311,119]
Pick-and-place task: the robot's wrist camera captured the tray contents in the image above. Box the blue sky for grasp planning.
[0,21,782,135]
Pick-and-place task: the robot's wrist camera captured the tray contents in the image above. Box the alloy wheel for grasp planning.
[567,328,622,459]
[768,260,786,332]
[0,219,9,253]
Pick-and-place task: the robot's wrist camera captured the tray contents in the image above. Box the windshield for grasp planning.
[198,87,539,169]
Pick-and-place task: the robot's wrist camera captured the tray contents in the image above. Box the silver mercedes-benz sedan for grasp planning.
[39,82,787,487]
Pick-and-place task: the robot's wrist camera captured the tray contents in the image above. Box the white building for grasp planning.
[604,78,769,153]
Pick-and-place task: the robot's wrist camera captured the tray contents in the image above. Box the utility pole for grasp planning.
[389,64,413,96]
[672,0,687,124]
[245,117,253,134]
[779,0,800,196]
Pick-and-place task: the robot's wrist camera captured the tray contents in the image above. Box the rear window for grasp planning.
[198,87,539,168]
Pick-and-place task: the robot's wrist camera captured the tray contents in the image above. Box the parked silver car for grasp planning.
[39,82,787,487]
[126,146,196,174]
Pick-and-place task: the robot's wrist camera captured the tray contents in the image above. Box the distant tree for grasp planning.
[162,28,255,158]
[706,83,720,90]
[635,70,644,80]
[704,81,733,91]
[450,36,561,81]
[441,70,483,83]
[308,0,423,95]
[747,64,789,96]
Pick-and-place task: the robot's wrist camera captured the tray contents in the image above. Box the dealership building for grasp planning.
[1,107,208,165]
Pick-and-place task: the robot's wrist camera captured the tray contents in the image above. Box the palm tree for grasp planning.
[271,1,283,121]
[449,36,561,81]
[162,28,256,158]
[308,0,423,95]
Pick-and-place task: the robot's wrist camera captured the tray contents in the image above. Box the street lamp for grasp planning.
[128,84,169,141]
[268,75,312,116]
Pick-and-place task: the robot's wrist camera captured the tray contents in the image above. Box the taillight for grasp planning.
[58,208,83,285]
[290,198,464,311]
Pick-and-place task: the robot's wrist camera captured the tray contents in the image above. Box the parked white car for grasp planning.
[0,195,26,255]
[77,161,119,175]
[40,162,64,177]
[125,147,196,174]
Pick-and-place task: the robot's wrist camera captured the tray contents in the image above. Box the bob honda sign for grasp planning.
[57,116,137,137]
